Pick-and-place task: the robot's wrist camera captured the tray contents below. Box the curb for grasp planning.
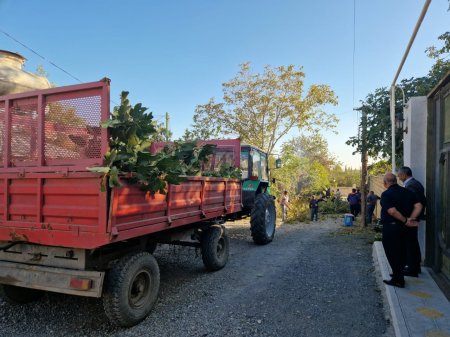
[373,241,408,337]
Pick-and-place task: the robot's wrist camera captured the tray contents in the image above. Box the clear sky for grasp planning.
[1,0,449,168]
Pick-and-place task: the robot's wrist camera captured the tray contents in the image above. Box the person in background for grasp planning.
[398,166,426,277]
[280,190,290,222]
[309,195,323,221]
[366,190,380,225]
[380,173,422,288]
[335,188,341,200]
[347,189,360,217]
[355,188,362,217]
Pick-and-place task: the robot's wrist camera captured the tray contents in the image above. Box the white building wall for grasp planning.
[403,96,427,260]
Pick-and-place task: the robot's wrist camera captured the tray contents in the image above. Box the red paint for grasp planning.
[0,80,243,250]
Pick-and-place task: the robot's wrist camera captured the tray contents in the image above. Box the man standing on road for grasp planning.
[280,190,290,222]
[380,173,422,288]
[347,189,360,217]
[398,166,426,277]
[366,191,380,225]
[309,195,322,222]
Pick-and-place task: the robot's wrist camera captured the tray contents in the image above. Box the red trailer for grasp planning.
[0,79,277,327]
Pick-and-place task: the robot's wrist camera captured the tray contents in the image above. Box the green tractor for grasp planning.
[238,144,280,244]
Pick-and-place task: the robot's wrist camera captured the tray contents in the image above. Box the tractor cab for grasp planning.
[240,144,271,210]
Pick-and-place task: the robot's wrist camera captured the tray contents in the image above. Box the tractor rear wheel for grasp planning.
[250,193,276,245]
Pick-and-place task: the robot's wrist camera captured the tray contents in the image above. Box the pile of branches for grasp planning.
[88,92,218,193]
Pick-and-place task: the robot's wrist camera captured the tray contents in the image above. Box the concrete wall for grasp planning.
[403,96,427,260]
[403,96,427,187]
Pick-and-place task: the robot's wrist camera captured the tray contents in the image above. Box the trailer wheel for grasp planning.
[103,252,160,327]
[250,193,276,245]
[0,285,43,304]
[201,225,230,271]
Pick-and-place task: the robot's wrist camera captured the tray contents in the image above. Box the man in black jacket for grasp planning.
[380,173,422,288]
[398,166,426,277]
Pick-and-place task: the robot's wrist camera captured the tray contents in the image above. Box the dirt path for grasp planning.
[0,219,392,337]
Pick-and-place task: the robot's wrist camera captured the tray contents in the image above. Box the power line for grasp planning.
[0,27,82,83]
[352,0,356,109]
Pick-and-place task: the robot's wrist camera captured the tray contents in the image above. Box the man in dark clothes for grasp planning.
[380,173,422,288]
[366,191,380,225]
[398,166,426,277]
[347,189,360,216]
[355,188,362,217]
[309,195,323,221]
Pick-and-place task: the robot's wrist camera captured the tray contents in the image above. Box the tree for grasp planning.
[151,120,173,142]
[346,32,450,163]
[273,142,331,197]
[180,98,224,141]
[290,134,336,170]
[184,63,338,154]
[329,165,360,187]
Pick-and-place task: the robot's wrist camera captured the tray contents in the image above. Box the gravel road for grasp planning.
[0,218,392,337]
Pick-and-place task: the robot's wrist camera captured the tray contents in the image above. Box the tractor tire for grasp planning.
[250,193,276,245]
[0,284,44,304]
[103,252,160,327]
[201,225,230,271]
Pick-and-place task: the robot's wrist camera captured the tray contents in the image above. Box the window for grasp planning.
[240,151,249,179]
[260,153,268,181]
[440,152,449,248]
[252,150,261,177]
[444,94,450,143]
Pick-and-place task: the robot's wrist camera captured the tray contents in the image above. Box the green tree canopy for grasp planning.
[184,63,338,154]
[346,32,450,163]
[290,133,337,170]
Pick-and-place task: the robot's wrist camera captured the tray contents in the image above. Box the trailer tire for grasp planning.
[201,225,229,271]
[250,193,276,245]
[0,284,43,304]
[103,252,160,327]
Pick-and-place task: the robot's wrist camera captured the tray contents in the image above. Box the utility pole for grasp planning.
[360,108,368,227]
[355,106,368,226]
[165,112,170,142]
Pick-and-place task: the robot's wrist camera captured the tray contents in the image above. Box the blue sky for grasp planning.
[1,0,449,167]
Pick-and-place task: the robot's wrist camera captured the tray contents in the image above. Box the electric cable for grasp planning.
[0,28,82,83]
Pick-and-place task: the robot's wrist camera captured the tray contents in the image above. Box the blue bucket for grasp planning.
[344,214,354,226]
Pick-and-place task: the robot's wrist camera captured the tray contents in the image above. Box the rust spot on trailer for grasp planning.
[9,232,29,242]
[41,223,53,230]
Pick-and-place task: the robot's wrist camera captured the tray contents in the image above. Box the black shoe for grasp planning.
[383,279,405,288]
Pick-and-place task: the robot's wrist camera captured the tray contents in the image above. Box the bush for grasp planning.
[277,197,310,223]
[320,198,349,215]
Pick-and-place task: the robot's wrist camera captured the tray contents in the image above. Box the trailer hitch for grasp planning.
[0,241,24,252]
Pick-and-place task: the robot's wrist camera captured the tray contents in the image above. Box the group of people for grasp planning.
[380,167,426,288]
[347,188,380,225]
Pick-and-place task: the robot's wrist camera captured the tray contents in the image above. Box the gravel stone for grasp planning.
[0,218,393,337]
